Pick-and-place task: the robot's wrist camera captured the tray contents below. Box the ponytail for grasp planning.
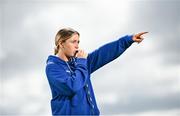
[54,45,59,55]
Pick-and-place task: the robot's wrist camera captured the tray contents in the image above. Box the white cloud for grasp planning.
[2,69,51,115]
[97,92,119,105]
[1,0,180,115]
[131,109,180,116]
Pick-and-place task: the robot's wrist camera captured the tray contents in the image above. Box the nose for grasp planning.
[75,44,79,49]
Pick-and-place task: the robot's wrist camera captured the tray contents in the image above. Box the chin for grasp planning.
[68,54,74,58]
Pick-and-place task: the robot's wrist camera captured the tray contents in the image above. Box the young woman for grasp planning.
[45,28,148,115]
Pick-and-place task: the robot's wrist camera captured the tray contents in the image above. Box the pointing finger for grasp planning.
[138,32,148,36]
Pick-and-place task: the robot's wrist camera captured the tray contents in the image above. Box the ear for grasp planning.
[59,42,64,49]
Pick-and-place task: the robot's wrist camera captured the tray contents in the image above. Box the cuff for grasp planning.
[127,35,134,44]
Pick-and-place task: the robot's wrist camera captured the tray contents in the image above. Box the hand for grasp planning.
[133,32,148,43]
[76,49,88,59]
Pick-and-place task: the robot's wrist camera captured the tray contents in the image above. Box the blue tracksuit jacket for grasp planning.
[45,35,134,115]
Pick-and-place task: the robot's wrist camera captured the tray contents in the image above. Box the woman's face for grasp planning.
[61,33,80,58]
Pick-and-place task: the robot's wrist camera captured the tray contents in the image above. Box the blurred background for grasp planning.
[0,0,180,115]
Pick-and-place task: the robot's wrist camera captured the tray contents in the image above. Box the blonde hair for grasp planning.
[54,28,80,55]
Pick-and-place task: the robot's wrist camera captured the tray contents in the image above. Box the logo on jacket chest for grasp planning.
[66,70,71,73]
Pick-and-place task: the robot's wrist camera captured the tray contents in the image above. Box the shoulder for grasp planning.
[46,61,64,72]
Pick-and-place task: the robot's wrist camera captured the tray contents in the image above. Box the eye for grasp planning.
[70,40,76,43]
[71,40,80,44]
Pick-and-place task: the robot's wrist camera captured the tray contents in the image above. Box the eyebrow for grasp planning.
[70,40,80,43]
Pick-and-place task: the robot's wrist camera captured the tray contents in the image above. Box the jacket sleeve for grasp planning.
[46,58,88,96]
[87,35,134,74]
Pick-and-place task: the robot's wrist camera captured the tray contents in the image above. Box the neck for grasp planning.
[57,51,70,62]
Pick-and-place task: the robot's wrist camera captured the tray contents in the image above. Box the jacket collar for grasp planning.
[47,55,76,65]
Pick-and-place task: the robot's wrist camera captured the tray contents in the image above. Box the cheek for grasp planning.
[65,45,73,52]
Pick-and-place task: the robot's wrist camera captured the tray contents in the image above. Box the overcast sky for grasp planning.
[1,0,180,115]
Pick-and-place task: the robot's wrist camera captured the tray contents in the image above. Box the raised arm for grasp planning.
[87,32,148,74]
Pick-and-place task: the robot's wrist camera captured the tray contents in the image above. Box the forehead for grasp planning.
[68,34,79,41]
